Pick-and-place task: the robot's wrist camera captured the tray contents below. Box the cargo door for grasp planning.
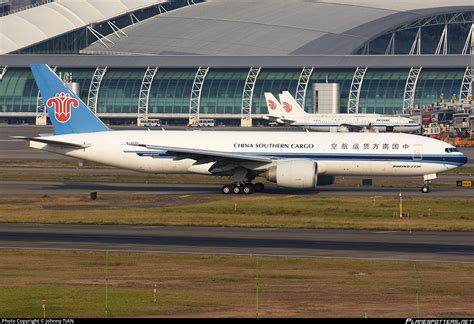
[412,144,423,161]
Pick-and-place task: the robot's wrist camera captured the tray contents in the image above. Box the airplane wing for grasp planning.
[263,115,293,125]
[262,115,280,121]
[339,124,364,132]
[263,116,296,124]
[128,143,273,166]
[280,118,296,124]
[12,136,90,148]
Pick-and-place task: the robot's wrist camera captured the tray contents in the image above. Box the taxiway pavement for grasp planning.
[0,224,472,263]
[1,180,473,197]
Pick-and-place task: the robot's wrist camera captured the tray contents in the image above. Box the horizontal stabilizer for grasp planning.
[12,136,90,148]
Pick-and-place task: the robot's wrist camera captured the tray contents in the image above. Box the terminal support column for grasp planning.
[241,67,261,127]
[87,66,108,114]
[189,67,209,125]
[347,67,367,114]
[402,67,422,114]
[460,66,472,103]
[295,67,314,111]
[137,66,158,126]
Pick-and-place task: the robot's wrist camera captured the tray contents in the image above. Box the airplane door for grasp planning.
[412,144,423,161]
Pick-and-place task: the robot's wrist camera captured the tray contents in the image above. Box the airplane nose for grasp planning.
[460,153,468,166]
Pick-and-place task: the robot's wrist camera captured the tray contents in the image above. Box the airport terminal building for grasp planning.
[0,0,473,126]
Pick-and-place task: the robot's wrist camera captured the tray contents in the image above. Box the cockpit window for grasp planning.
[445,148,459,153]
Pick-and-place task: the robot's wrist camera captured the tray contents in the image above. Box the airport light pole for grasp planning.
[256,256,259,318]
[399,192,403,218]
[105,251,109,318]
[412,263,420,318]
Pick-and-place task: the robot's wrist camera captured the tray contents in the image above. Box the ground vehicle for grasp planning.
[142,119,162,127]
[189,119,215,127]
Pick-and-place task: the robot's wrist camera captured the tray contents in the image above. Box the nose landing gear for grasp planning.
[421,174,436,194]
[421,183,431,193]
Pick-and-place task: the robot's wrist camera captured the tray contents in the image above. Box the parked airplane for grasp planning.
[264,91,421,133]
[17,64,467,194]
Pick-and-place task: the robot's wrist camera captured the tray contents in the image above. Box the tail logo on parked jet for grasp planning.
[283,101,292,113]
[46,92,79,123]
[268,99,277,110]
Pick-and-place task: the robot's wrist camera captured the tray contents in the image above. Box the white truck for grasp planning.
[142,119,162,127]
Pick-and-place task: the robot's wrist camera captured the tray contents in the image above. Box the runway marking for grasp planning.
[0,246,472,264]
[373,231,400,234]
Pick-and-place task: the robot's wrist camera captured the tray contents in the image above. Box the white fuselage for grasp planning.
[30,131,466,177]
[291,115,421,133]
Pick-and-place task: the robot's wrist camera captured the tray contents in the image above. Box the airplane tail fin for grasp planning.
[30,64,110,135]
[264,92,282,117]
[279,91,307,117]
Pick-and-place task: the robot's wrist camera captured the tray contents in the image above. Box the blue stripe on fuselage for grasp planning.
[123,150,467,166]
[292,124,420,128]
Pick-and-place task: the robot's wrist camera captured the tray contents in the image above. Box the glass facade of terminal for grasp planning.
[148,69,197,114]
[358,69,408,114]
[415,69,465,106]
[0,67,467,120]
[0,69,38,113]
[355,12,473,55]
[200,69,248,115]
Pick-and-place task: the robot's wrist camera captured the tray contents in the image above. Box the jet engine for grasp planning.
[265,159,318,189]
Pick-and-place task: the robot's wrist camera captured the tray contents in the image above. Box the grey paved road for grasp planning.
[0,224,472,263]
[1,180,473,197]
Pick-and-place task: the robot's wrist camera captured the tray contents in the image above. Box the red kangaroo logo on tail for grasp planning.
[46,92,79,123]
[283,101,292,113]
[268,99,277,110]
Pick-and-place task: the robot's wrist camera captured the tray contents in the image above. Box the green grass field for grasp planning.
[0,250,472,318]
[0,194,472,231]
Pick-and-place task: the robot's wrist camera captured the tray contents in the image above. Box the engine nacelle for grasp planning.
[265,159,318,189]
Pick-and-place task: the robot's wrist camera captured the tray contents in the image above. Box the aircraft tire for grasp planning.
[254,183,264,192]
[242,184,254,194]
[222,185,232,194]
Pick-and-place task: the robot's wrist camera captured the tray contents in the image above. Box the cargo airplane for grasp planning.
[16,64,467,194]
[264,91,421,133]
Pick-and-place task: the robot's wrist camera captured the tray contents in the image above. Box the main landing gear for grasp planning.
[221,182,265,194]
